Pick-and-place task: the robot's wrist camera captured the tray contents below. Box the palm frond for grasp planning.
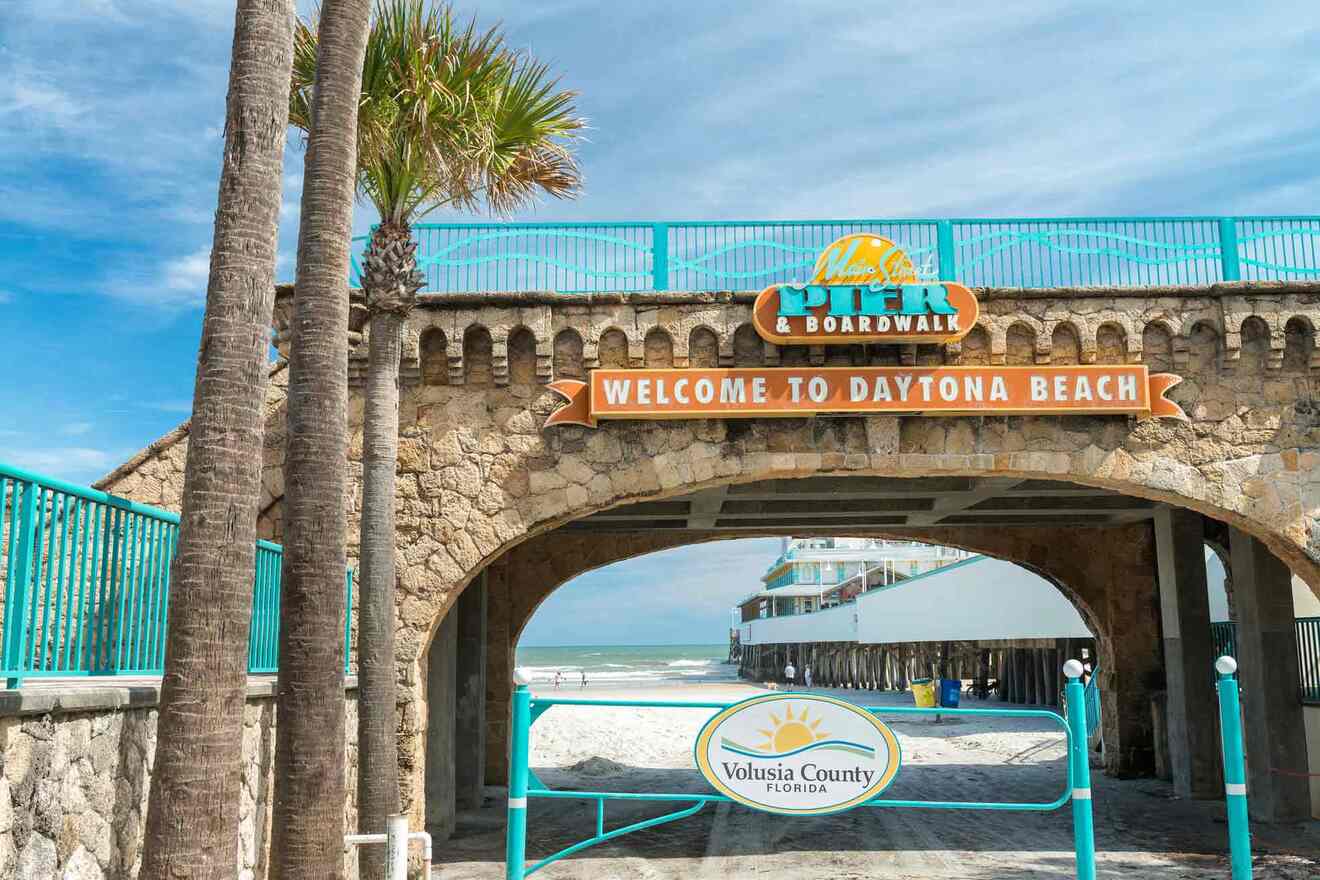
[291,0,583,225]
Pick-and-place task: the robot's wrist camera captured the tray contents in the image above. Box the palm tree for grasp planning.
[269,1,372,879]
[290,0,583,866]
[139,2,295,877]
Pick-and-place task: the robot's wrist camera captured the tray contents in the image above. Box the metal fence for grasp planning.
[348,216,1320,293]
[0,462,352,687]
[1211,618,1320,704]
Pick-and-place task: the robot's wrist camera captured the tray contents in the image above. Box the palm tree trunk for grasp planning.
[355,293,409,879]
[139,2,294,877]
[271,1,371,879]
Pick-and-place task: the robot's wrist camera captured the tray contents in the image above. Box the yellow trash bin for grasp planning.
[911,678,937,708]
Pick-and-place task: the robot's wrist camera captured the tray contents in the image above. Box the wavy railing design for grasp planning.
[347,216,1320,293]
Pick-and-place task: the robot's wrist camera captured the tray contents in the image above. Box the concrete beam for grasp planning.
[1154,508,1221,799]
[1229,527,1311,821]
[455,574,488,810]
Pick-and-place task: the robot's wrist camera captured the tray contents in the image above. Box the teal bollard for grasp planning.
[1215,656,1253,879]
[1064,660,1097,880]
[506,679,532,880]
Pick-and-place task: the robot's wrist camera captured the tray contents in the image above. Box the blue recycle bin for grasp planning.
[938,678,961,708]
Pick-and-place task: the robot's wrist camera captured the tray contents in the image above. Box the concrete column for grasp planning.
[1229,527,1310,821]
[1154,507,1221,798]
[455,574,488,810]
[425,609,458,841]
[484,561,513,786]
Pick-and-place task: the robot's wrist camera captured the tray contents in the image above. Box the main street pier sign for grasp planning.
[545,366,1186,427]
[751,234,978,345]
[694,693,901,815]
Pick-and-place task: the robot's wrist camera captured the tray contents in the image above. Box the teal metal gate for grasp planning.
[505,667,1100,879]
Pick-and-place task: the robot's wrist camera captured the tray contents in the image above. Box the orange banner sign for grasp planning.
[544,366,1185,428]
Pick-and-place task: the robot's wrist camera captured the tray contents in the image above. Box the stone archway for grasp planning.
[95,281,1320,831]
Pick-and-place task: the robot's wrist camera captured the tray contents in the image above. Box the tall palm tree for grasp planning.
[291,1,583,866]
[270,1,372,879]
[139,2,295,877]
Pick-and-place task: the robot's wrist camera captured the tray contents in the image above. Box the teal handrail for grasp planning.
[0,461,352,686]
[348,215,1320,293]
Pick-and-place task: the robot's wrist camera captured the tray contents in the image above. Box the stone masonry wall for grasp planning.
[0,684,358,880]
[92,280,1320,829]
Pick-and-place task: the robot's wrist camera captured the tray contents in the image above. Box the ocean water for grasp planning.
[515,644,736,687]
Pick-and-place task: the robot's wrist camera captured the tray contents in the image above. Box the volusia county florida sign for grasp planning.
[545,366,1186,428]
[694,693,901,815]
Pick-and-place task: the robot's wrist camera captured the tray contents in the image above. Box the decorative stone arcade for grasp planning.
[97,279,1320,837]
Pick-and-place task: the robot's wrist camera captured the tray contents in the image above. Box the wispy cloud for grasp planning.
[0,445,125,484]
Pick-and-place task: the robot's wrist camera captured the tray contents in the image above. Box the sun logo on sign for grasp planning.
[758,704,828,753]
[719,703,877,760]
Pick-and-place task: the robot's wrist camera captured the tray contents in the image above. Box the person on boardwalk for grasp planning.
[784,659,797,688]
[804,664,813,689]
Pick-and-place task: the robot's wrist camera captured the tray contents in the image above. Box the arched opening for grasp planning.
[598,328,630,368]
[420,459,1320,861]
[688,327,719,368]
[420,327,448,385]
[644,327,674,368]
[508,327,538,385]
[553,328,585,379]
[463,325,494,386]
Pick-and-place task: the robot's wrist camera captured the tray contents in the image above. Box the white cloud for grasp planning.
[162,247,211,297]
[0,445,124,484]
[60,421,94,436]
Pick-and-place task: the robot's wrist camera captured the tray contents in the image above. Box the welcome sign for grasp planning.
[544,366,1186,427]
[751,234,978,345]
[694,693,901,815]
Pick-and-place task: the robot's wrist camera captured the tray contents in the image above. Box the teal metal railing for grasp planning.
[349,216,1320,293]
[1210,618,1320,703]
[0,462,352,687]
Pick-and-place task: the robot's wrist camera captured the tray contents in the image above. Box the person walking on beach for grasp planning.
[580,670,588,689]
[784,659,797,688]
[804,664,813,689]
[553,670,562,690]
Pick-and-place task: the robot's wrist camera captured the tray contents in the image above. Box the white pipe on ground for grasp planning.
[344,814,433,879]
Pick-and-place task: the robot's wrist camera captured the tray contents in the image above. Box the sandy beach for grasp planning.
[435,681,1320,879]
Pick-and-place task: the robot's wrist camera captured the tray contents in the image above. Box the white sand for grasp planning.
[436,681,1320,879]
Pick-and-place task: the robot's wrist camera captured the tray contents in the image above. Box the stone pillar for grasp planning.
[1229,527,1310,821]
[1153,507,1221,798]
[425,609,458,841]
[484,560,513,786]
[455,573,488,810]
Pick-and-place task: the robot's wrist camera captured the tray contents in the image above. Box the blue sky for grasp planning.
[3,1,1317,644]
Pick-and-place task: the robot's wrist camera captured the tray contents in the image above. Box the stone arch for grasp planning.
[1096,322,1127,365]
[507,327,538,385]
[688,326,719,368]
[597,327,630,368]
[420,327,448,385]
[553,328,584,380]
[643,327,674,368]
[1240,315,1272,372]
[1142,321,1174,373]
[1283,315,1315,372]
[463,325,493,386]
[1005,322,1037,365]
[732,323,764,367]
[1186,320,1221,375]
[1050,322,1081,365]
[960,326,991,366]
